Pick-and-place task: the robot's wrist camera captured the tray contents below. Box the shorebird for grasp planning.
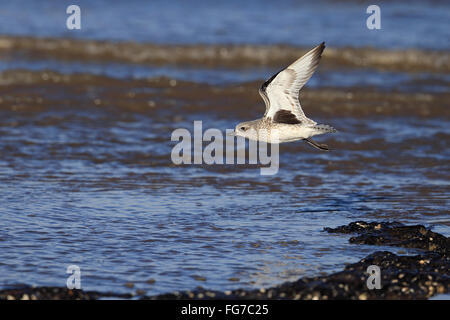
[232,42,336,151]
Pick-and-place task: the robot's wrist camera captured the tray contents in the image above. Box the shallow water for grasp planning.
[0,0,449,297]
[1,57,449,92]
[0,74,448,294]
[0,0,449,50]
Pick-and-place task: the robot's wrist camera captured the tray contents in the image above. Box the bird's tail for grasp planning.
[312,124,337,134]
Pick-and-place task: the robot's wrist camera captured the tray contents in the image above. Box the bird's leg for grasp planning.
[303,138,329,151]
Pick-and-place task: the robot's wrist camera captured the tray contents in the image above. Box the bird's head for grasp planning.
[232,121,258,140]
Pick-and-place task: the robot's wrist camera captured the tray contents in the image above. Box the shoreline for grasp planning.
[1,221,448,300]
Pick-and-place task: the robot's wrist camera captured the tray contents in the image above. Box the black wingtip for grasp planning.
[313,42,325,60]
[319,42,326,53]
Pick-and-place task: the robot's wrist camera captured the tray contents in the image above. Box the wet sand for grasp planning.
[1,69,449,118]
[1,36,449,72]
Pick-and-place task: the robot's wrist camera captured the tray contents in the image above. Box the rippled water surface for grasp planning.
[0,0,448,296]
[0,0,449,49]
[0,93,448,294]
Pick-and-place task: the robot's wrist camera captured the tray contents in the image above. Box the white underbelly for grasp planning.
[256,125,315,144]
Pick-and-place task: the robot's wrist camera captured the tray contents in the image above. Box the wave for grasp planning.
[0,35,449,73]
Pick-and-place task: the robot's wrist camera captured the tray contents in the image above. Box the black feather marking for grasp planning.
[318,42,325,55]
[260,42,325,94]
[260,69,283,93]
[273,110,301,124]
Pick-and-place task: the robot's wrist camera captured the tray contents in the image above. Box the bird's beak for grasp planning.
[227,130,236,136]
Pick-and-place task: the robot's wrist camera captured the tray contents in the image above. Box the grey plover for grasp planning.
[232,42,336,151]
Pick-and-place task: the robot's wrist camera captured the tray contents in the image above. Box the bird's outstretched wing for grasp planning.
[259,42,325,125]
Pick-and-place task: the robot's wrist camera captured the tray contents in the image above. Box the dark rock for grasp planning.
[324,221,449,254]
[0,286,132,300]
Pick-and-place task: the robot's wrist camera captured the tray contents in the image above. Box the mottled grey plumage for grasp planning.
[233,42,337,151]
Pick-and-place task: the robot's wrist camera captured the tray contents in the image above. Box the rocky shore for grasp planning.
[1,221,448,300]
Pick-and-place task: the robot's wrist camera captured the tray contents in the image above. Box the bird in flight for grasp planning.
[232,42,336,151]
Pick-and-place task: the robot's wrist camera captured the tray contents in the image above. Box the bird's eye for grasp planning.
[240,127,247,131]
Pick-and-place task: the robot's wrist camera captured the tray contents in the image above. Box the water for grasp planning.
[0,0,449,49]
[3,56,449,91]
[0,92,448,294]
[0,0,449,296]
